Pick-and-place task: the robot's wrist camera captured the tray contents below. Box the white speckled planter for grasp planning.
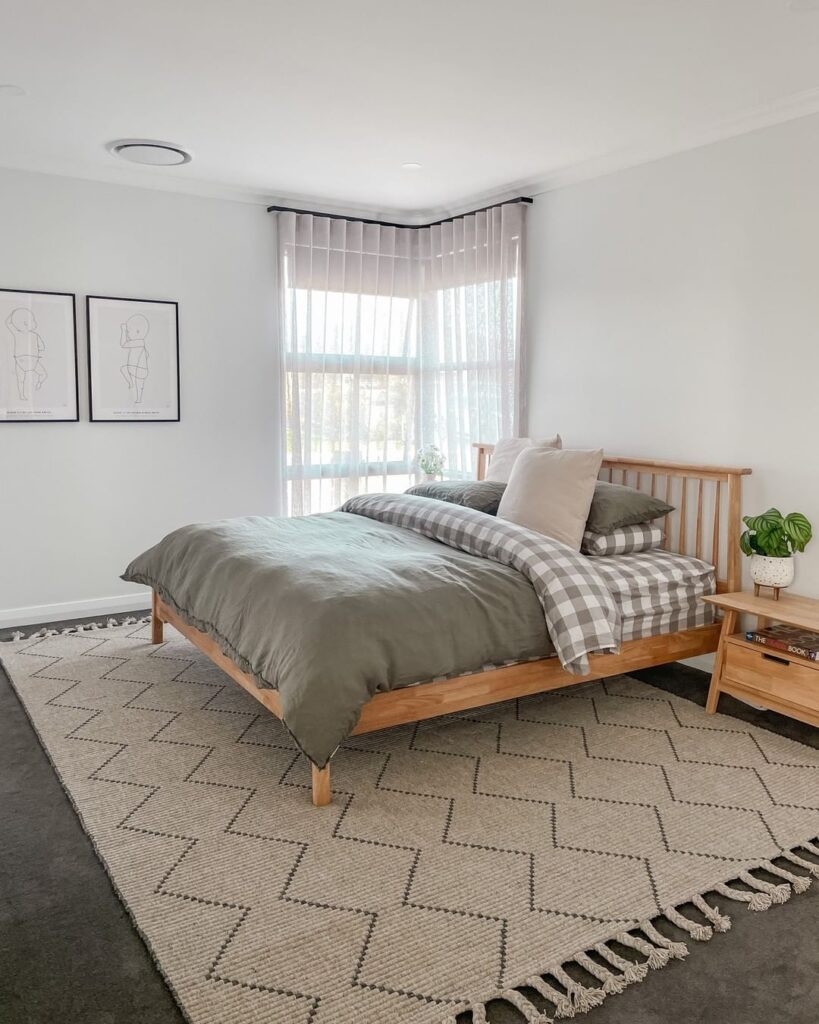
[750,554,795,590]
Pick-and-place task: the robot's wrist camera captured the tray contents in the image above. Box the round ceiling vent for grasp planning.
[107,139,192,166]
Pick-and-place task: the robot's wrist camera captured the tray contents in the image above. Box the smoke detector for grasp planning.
[107,139,192,166]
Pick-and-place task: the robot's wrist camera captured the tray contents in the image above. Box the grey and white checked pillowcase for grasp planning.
[581,523,663,556]
[341,492,619,674]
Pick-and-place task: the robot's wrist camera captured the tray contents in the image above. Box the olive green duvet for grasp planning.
[123,509,554,766]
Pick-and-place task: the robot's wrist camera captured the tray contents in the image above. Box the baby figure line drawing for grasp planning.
[120,313,150,403]
[6,307,47,402]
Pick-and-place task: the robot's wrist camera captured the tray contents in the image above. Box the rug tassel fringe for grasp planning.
[614,930,673,968]
[466,991,541,1024]
[738,870,791,905]
[593,941,649,983]
[782,849,819,877]
[662,906,713,941]
[635,921,690,960]
[713,881,772,912]
[763,862,812,894]
[447,840,818,1024]
[496,989,548,1023]
[691,894,732,932]
[3,614,152,644]
[573,951,628,995]
[523,974,575,1018]
[549,965,607,1013]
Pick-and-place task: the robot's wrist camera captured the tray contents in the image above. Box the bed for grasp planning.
[134,447,751,806]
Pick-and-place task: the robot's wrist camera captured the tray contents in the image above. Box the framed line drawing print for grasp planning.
[87,295,180,422]
[1,288,78,422]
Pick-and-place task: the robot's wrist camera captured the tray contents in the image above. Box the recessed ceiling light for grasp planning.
[401,162,422,171]
[0,84,26,97]
[107,139,192,166]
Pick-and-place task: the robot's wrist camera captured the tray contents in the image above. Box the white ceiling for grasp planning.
[2,0,819,221]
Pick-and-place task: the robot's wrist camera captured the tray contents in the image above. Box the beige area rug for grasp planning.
[3,621,819,1024]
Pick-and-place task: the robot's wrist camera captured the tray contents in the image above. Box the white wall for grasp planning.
[0,169,281,625]
[526,113,819,597]
[5,115,819,625]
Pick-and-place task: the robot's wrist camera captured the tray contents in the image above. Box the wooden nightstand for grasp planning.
[703,592,819,728]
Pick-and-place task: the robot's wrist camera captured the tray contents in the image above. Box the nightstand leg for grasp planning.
[706,609,737,714]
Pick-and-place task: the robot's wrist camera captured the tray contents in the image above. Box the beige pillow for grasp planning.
[497,447,604,550]
[484,434,562,484]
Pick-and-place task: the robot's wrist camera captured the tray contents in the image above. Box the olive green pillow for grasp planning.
[586,480,674,534]
[405,479,507,515]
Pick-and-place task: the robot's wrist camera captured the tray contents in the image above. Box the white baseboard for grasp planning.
[0,592,152,629]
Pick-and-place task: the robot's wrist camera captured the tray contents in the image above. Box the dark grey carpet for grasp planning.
[1,633,816,1024]
[0,654,185,1024]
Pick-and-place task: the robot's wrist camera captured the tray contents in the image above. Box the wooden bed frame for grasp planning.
[151,447,751,807]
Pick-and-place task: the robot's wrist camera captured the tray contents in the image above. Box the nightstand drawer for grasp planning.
[723,641,819,713]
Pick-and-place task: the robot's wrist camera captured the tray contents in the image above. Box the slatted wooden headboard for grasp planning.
[473,444,752,594]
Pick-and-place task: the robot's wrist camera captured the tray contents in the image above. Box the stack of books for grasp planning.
[745,623,819,662]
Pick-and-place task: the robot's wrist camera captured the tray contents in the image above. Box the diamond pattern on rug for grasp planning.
[3,623,819,1024]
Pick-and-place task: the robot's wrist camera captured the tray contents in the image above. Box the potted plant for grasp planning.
[415,443,446,482]
[739,508,813,597]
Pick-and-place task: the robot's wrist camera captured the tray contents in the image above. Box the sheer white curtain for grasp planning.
[275,202,525,515]
[418,203,525,479]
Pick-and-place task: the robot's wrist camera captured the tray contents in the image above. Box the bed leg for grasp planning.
[151,592,164,644]
[311,763,332,806]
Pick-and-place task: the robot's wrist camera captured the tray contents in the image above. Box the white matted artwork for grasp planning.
[87,296,179,422]
[0,288,78,422]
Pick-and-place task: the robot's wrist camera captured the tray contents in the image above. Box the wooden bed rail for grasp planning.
[473,443,751,593]
[152,592,722,809]
[150,447,752,808]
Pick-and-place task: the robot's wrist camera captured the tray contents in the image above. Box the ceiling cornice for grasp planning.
[521,83,819,198]
[3,86,819,219]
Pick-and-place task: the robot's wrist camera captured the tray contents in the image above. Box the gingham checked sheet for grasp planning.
[341,493,620,674]
[592,548,716,640]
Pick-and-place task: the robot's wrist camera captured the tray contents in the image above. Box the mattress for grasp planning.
[590,547,717,641]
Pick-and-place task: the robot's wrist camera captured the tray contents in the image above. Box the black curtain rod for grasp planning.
[266,196,533,229]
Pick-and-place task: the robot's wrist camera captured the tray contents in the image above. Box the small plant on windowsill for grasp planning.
[740,508,812,598]
[415,444,446,482]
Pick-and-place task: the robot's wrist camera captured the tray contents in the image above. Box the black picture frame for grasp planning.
[0,287,79,423]
[87,295,180,422]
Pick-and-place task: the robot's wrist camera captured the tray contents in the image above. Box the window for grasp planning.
[285,290,418,513]
[277,204,525,514]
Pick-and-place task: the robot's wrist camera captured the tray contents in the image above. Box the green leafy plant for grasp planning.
[416,444,445,476]
[740,508,813,558]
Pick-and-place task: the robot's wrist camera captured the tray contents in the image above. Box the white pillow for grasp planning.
[484,434,562,484]
[497,447,604,550]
